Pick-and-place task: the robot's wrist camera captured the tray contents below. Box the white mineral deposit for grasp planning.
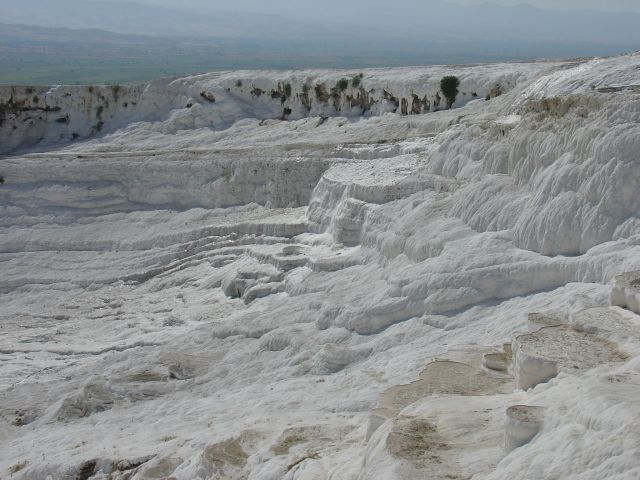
[1,52,640,479]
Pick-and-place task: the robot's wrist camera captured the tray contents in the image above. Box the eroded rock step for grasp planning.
[1,153,338,218]
[512,324,628,391]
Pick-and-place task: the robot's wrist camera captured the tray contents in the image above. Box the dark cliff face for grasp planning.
[0,85,145,155]
[1,64,528,155]
[0,80,455,155]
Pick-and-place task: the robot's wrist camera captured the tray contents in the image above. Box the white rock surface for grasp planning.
[2,53,640,479]
[610,271,640,315]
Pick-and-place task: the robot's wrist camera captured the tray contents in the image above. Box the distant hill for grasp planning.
[1,0,639,85]
[0,0,336,39]
[3,0,640,46]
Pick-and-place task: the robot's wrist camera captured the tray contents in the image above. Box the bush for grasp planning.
[351,74,363,88]
[336,78,349,91]
[236,80,243,87]
[440,76,460,109]
[522,96,580,118]
[0,176,5,184]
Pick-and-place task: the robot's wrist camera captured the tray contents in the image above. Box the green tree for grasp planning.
[440,76,460,109]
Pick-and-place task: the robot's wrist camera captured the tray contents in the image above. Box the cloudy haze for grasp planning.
[454,0,640,12]
[4,0,640,43]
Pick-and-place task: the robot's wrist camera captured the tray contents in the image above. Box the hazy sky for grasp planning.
[5,0,640,47]
[102,0,640,13]
[454,0,640,12]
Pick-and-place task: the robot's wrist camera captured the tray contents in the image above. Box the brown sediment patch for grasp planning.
[203,438,248,468]
[386,418,449,460]
[271,433,308,456]
[380,360,509,415]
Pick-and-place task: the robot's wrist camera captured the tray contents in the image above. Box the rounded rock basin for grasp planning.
[280,245,305,256]
[483,352,509,372]
[528,313,563,332]
[505,405,545,452]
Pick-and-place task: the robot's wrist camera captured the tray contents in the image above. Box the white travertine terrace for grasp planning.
[2,53,640,479]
